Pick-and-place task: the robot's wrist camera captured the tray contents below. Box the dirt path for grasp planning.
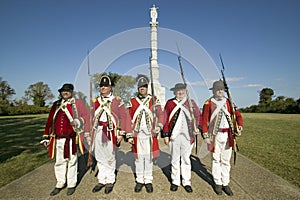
[1,141,300,200]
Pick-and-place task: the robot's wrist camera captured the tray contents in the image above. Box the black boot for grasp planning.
[67,187,75,196]
[214,184,222,195]
[105,183,114,194]
[223,185,233,196]
[92,183,105,193]
[170,184,178,191]
[50,188,62,196]
[134,182,143,192]
[145,183,153,193]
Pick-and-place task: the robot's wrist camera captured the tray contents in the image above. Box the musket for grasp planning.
[149,55,158,137]
[176,44,198,154]
[219,53,239,165]
[86,50,94,169]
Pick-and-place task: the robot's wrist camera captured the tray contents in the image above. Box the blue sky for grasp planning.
[0,0,299,108]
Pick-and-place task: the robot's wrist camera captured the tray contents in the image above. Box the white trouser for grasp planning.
[54,138,78,188]
[135,132,153,184]
[94,127,116,184]
[169,134,193,186]
[211,131,232,186]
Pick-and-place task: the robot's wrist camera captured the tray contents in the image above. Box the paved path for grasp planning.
[1,142,300,200]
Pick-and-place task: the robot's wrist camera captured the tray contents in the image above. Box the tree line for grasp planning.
[240,88,300,113]
[0,73,136,115]
[1,76,299,115]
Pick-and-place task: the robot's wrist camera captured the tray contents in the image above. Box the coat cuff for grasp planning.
[126,132,134,139]
[118,130,126,136]
[42,135,50,140]
[161,132,169,138]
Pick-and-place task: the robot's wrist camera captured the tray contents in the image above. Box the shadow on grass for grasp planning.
[0,115,48,163]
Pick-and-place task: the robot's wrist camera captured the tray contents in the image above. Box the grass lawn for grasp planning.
[0,113,299,188]
[0,114,49,187]
[238,113,300,188]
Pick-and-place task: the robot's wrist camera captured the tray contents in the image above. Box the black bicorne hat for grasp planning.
[99,75,112,87]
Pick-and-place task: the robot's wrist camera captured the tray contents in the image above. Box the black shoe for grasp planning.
[50,188,61,196]
[214,184,222,195]
[184,185,193,193]
[223,185,233,196]
[105,184,114,194]
[145,183,153,193]
[92,183,105,193]
[67,187,75,196]
[170,184,178,192]
[134,183,143,193]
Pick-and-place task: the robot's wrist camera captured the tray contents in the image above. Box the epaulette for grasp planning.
[92,98,97,103]
[204,98,211,105]
[115,96,121,100]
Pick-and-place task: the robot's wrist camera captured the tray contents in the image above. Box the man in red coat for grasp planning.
[201,80,243,196]
[162,83,202,193]
[127,74,164,193]
[41,83,90,196]
[91,75,132,194]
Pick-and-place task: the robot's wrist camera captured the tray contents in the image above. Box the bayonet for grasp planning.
[87,50,94,170]
[219,53,239,165]
[176,43,198,154]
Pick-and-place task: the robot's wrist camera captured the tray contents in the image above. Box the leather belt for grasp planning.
[218,128,230,132]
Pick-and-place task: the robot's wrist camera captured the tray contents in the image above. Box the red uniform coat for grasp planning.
[43,98,89,159]
[162,97,202,144]
[201,97,243,152]
[91,96,131,151]
[128,95,164,158]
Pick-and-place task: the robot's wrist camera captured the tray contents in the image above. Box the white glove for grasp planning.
[40,139,49,147]
[194,128,200,135]
[74,118,81,128]
[164,137,170,145]
[154,126,161,134]
[236,126,243,136]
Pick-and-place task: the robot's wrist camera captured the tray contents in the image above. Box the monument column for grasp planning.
[149,5,165,106]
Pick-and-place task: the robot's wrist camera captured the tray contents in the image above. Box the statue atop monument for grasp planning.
[149,4,165,107]
[150,5,158,23]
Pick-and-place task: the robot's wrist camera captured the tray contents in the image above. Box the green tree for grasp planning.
[0,77,16,105]
[259,88,274,105]
[284,97,297,114]
[25,82,54,107]
[241,89,299,114]
[12,97,28,106]
[297,98,300,113]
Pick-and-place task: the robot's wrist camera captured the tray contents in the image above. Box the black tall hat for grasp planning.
[136,74,149,88]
